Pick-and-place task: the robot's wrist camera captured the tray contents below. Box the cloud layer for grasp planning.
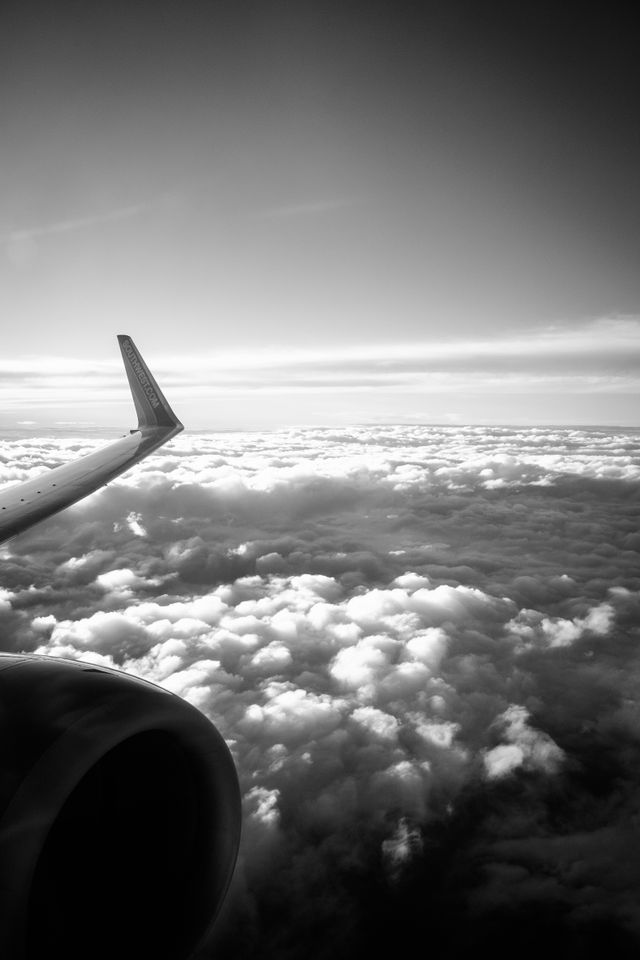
[2,319,640,428]
[1,424,640,957]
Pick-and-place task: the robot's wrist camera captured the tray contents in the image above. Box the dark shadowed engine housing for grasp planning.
[0,655,241,960]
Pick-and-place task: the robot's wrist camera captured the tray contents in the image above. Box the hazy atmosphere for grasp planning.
[2,1,639,427]
[2,2,640,959]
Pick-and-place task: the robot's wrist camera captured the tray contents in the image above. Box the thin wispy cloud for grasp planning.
[159,317,640,370]
[1,204,147,244]
[1,319,638,425]
[1,203,150,267]
[3,317,637,379]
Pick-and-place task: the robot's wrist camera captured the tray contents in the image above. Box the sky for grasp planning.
[1,1,640,428]
[1,423,639,957]
[2,7,640,954]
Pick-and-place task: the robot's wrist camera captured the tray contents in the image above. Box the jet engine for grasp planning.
[0,654,241,960]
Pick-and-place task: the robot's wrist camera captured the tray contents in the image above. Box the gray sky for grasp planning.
[2,1,639,427]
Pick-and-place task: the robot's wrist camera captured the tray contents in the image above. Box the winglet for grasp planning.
[117,334,184,433]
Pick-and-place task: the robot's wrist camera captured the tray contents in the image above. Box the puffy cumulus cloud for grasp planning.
[351,705,400,741]
[1,424,640,957]
[241,685,346,745]
[507,600,616,650]
[95,567,149,595]
[483,705,565,779]
[381,817,424,880]
[43,610,154,663]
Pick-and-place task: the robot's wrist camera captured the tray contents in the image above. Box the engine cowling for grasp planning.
[0,654,241,960]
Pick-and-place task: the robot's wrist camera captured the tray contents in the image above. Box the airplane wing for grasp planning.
[0,335,184,544]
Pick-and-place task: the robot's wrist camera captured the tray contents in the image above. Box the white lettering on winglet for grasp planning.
[122,339,161,409]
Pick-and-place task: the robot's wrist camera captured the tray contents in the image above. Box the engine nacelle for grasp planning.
[0,654,241,960]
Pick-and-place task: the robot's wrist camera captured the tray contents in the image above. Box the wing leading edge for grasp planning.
[0,335,184,544]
